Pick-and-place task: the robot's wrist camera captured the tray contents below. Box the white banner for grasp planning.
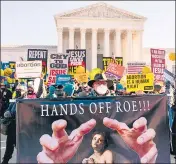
[16,61,42,78]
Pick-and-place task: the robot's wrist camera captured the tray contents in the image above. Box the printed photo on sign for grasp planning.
[16,95,170,163]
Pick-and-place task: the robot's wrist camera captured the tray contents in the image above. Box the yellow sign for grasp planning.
[74,73,88,83]
[103,57,123,71]
[126,73,154,92]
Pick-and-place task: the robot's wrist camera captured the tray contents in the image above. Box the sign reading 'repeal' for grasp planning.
[16,95,170,163]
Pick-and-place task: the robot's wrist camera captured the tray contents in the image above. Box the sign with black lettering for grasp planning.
[16,61,42,78]
[66,49,86,75]
[47,53,69,85]
[126,73,154,92]
[27,49,48,81]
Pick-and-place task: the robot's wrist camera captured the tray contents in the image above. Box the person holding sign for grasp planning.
[37,117,157,163]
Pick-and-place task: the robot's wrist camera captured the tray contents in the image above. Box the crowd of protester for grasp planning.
[0,73,176,164]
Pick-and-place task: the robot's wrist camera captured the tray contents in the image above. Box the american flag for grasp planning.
[127,62,146,74]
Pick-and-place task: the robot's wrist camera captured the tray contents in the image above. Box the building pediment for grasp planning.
[55,2,146,20]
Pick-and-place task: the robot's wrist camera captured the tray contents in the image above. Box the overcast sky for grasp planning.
[1,1,175,48]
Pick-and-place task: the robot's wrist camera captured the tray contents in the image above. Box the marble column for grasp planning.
[57,27,63,53]
[104,28,110,57]
[138,30,143,61]
[92,28,98,69]
[126,30,133,64]
[80,28,86,49]
[69,28,75,49]
[115,29,122,57]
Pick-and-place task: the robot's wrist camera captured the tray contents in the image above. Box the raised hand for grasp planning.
[103,117,158,163]
[37,119,96,163]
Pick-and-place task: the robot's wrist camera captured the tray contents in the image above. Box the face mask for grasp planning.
[96,84,108,95]
[16,91,21,98]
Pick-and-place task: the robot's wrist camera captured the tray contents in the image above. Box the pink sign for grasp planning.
[151,48,165,81]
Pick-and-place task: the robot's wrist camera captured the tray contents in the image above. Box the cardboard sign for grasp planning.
[103,57,123,71]
[66,49,86,75]
[127,62,146,74]
[105,63,125,78]
[151,48,165,81]
[56,75,72,85]
[16,61,42,78]
[126,73,154,92]
[74,73,88,83]
[48,53,69,85]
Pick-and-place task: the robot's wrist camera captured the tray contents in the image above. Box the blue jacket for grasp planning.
[6,102,16,117]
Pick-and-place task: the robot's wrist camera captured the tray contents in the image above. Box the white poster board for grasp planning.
[16,61,42,78]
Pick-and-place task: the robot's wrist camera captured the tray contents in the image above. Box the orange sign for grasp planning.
[106,63,125,78]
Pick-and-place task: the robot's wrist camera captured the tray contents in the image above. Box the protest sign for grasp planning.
[151,48,165,81]
[27,49,48,81]
[16,95,170,163]
[9,61,16,72]
[127,62,146,74]
[74,73,89,83]
[15,61,42,78]
[126,73,154,92]
[105,63,125,79]
[0,62,9,70]
[66,49,86,75]
[56,74,72,86]
[48,53,69,85]
[103,57,123,71]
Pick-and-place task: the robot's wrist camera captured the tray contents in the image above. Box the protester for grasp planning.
[88,73,113,97]
[0,82,12,117]
[1,84,25,164]
[46,85,56,99]
[26,85,37,99]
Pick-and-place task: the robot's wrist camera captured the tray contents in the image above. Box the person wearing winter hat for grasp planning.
[0,82,12,117]
[46,85,56,99]
[88,73,113,97]
[27,85,37,99]
[64,83,75,97]
[1,83,26,164]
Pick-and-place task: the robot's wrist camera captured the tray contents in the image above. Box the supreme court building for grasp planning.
[54,2,146,70]
[1,2,175,74]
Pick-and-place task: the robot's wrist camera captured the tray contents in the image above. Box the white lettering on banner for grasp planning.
[40,100,150,116]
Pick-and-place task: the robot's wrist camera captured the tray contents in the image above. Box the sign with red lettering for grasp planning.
[151,49,165,81]
[105,63,125,79]
[47,53,69,85]
[66,49,86,75]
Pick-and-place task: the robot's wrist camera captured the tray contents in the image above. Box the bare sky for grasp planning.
[1,1,175,48]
